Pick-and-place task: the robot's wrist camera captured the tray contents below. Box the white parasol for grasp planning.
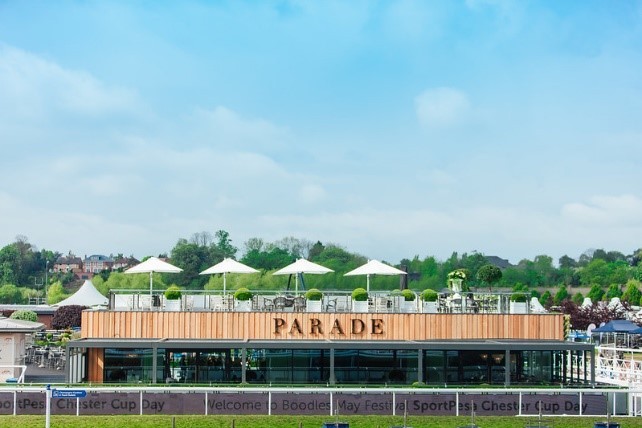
[124,256,183,302]
[273,258,333,294]
[344,259,407,293]
[199,258,259,297]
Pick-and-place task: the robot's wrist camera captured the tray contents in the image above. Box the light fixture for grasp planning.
[492,353,504,364]
[480,353,488,362]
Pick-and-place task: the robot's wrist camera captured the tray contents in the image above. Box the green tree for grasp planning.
[554,285,569,305]
[587,284,605,302]
[46,281,68,305]
[572,292,584,305]
[621,280,642,305]
[0,284,24,303]
[605,283,622,300]
[476,264,502,291]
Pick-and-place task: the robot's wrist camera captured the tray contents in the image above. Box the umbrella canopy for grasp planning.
[273,258,333,294]
[54,279,108,307]
[199,258,259,297]
[344,259,407,292]
[124,257,183,301]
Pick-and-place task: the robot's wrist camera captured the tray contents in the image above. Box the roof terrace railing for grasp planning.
[107,289,526,315]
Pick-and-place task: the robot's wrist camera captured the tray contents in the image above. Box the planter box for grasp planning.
[510,301,528,314]
[352,300,369,313]
[306,300,322,312]
[164,299,181,312]
[235,300,252,312]
[402,301,416,313]
[422,301,438,313]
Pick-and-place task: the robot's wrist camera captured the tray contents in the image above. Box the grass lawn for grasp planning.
[0,415,639,428]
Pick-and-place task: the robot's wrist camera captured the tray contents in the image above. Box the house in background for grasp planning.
[53,255,83,275]
[83,255,114,274]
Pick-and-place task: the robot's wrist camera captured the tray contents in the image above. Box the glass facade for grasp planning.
[102,347,580,386]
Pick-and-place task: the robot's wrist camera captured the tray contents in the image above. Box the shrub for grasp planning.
[305,288,323,301]
[52,305,87,330]
[352,287,369,301]
[234,287,253,301]
[164,285,182,300]
[421,289,438,302]
[511,293,528,302]
[401,289,416,301]
[10,310,38,322]
[390,289,402,297]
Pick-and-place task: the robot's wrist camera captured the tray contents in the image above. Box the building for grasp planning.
[53,255,83,275]
[67,290,595,386]
[83,255,114,273]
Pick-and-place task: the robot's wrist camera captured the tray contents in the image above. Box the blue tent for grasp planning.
[591,319,640,333]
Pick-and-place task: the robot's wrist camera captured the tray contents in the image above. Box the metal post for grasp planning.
[45,384,51,428]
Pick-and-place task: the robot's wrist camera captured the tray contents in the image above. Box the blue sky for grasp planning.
[1,0,641,265]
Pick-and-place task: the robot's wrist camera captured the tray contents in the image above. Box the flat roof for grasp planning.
[68,337,594,352]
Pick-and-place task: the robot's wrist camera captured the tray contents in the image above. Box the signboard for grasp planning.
[52,390,87,399]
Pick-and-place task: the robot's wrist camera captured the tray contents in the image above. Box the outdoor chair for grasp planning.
[293,296,306,312]
[262,297,275,311]
[273,296,287,311]
[325,298,337,312]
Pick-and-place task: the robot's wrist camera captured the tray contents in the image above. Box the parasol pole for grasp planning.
[149,271,153,309]
[223,272,227,298]
[366,274,370,293]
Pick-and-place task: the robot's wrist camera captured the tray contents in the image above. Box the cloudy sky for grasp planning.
[1,1,641,265]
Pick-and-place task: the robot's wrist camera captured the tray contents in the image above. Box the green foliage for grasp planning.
[234,287,252,301]
[476,264,502,290]
[164,285,182,300]
[539,290,552,307]
[9,309,37,322]
[0,284,25,304]
[421,289,438,301]
[621,280,641,305]
[401,289,416,301]
[304,288,323,301]
[554,285,569,305]
[587,284,605,302]
[572,292,584,305]
[605,283,622,299]
[510,293,528,302]
[52,305,86,330]
[351,287,368,301]
[46,281,69,305]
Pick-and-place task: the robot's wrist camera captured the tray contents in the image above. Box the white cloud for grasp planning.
[0,45,145,121]
[415,87,471,128]
[562,194,642,227]
[299,184,327,204]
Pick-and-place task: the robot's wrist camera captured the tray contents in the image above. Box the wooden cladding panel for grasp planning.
[81,312,564,341]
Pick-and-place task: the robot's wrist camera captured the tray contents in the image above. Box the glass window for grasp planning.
[104,348,157,383]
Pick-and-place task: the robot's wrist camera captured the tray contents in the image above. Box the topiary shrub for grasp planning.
[52,305,87,330]
[10,310,38,322]
[305,288,323,301]
[352,287,369,301]
[511,293,528,302]
[421,289,438,302]
[401,289,416,301]
[234,287,253,301]
[164,285,182,300]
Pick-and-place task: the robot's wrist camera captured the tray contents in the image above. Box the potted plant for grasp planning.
[510,292,529,314]
[164,285,182,311]
[447,270,466,292]
[421,289,439,313]
[234,287,253,312]
[351,287,369,313]
[401,289,417,313]
[305,288,323,312]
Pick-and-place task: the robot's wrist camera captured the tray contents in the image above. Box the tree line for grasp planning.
[0,232,641,306]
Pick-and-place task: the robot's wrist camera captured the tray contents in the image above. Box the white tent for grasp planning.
[54,279,108,307]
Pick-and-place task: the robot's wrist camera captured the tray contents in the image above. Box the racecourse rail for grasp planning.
[0,386,641,418]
